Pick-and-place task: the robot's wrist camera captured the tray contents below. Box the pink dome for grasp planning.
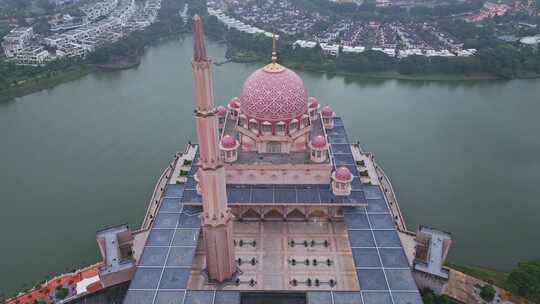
[221,135,237,149]
[216,105,227,116]
[309,97,319,108]
[312,135,327,149]
[240,67,308,122]
[321,106,334,117]
[335,167,352,181]
[229,98,240,109]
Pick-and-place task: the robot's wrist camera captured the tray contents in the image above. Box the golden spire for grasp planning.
[263,32,284,73]
[271,32,278,63]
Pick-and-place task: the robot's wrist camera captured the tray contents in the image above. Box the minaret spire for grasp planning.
[191,15,236,283]
[192,15,207,62]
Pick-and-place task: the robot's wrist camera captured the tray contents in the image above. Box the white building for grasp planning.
[320,43,340,56]
[208,8,274,38]
[1,27,34,58]
[425,49,455,57]
[342,45,365,54]
[398,48,424,58]
[80,0,119,21]
[293,40,317,49]
[372,47,396,57]
[15,46,50,66]
[44,34,68,47]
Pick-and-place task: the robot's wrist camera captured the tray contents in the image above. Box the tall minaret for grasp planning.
[191,15,236,282]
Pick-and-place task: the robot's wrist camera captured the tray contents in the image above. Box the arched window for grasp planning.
[301,114,310,128]
[262,121,272,135]
[276,121,286,136]
[249,119,258,133]
[290,119,299,133]
[239,114,248,128]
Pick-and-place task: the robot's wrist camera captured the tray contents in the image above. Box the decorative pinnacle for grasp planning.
[192,15,207,62]
[263,32,284,73]
[271,32,277,63]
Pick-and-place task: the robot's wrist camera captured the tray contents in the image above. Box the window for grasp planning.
[276,122,285,135]
[290,120,298,133]
[249,120,258,133]
[303,116,310,127]
[267,142,281,153]
[262,122,272,134]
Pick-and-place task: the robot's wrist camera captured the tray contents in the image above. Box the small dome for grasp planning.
[335,167,352,181]
[229,98,240,109]
[240,67,308,122]
[321,106,334,118]
[309,97,319,108]
[216,105,227,116]
[221,135,237,149]
[312,135,327,149]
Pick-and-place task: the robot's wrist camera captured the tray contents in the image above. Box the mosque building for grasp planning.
[118,15,451,304]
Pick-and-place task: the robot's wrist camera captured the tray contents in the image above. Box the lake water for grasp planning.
[1,36,539,296]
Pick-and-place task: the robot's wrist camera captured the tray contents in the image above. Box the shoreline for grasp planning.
[3,36,540,102]
[233,56,536,82]
[0,66,97,102]
[0,33,182,102]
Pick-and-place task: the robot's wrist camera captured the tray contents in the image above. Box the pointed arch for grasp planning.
[263,208,284,220]
[286,208,306,220]
[308,208,328,219]
[241,208,261,219]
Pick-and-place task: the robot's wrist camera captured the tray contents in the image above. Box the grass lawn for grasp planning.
[447,262,510,289]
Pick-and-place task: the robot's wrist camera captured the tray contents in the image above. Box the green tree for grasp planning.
[55,286,69,299]
[507,260,540,302]
[479,284,496,302]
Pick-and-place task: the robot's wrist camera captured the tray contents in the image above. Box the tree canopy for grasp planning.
[507,260,540,302]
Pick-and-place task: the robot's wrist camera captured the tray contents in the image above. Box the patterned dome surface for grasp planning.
[321,105,334,117]
[312,135,327,148]
[216,105,227,116]
[240,67,308,122]
[335,166,352,181]
[221,135,237,149]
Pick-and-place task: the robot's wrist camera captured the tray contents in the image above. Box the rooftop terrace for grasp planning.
[123,117,422,304]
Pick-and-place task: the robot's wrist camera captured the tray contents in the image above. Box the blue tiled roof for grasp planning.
[124,117,422,304]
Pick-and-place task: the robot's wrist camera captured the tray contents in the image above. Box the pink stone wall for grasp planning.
[223,163,332,185]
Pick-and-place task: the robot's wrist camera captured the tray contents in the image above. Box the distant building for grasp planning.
[342,45,365,53]
[520,35,540,45]
[372,47,396,57]
[208,7,275,38]
[293,39,317,49]
[80,0,119,21]
[1,27,34,58]
[49,0,81,5]
[320,42,340,56]
[15,46,50,65]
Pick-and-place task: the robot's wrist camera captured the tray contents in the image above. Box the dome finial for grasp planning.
[271,32,278,64]
[263,32,284,73]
